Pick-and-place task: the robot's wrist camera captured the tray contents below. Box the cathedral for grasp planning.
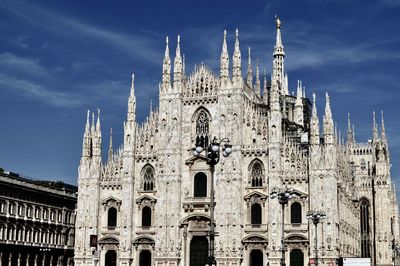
[74,18,400,266]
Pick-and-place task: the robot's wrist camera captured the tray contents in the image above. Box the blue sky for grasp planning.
[0,0,399,189]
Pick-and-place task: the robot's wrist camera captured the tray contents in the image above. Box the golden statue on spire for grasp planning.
[275,15,281,29]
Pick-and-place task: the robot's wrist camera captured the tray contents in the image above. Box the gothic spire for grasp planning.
[96,108,101,133]
[255,59,261,96]
[108,128,113,161]
[373,111,378,144]
[323,92,334,144]
[173,35,182,84]
[91,111,95,134]
[272,16,285,84]
[162,36,171,88]
[310,93,320,145]
[127,73,136,122]
[246,46,253,86]
[232,28,242,79]
[182,53,186,78]
[294,80,304,126]
[220,30,229,80]
[263,69,268,104]
[352,124,356,143]
[84,109,90,136]
[82,110,91,158]
[381,110,387,145]
[347,113,353,144]
[295,80,302,105]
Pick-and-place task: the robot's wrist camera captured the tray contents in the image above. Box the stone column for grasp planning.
[34,254,38,266]
[42,254,46,266]
[26,254,30,266]
[17,253,21,266]
[8,252,12,266]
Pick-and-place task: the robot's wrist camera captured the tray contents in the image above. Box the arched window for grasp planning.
[107,207,117,228]
[290,249,304,266]
[196,110,209,149]
[251,203,262,225]
[194,172,207,197]
[142,165,155,191]
[291,202,302,224]
[250,160,264,187]
[142,206,152,227]
[360,198,371,258]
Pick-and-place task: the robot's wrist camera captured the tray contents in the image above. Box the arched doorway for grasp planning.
[105,250,117,266]
[139,250,151,266]
[250,249,263,266]
[290,249,304,266]
[190,236,208,266]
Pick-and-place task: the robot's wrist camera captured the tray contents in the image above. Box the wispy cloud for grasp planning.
[0,73,82,107]
[0,52,48,77]
[0,1,162,66]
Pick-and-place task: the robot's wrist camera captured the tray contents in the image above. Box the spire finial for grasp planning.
[96,108,101,132]
[273,16,285,83]
[381,110,387,144]
[312,93,317,115]
[130,72,135,97]
[347,113,353,144]
[162,35,171,87]
[220,30,229,79]
[255,59,260,95]
[91,111,95,132]
[173,35,182,84]
[246,46,253,86]
[108,128,113,161]
[373,111,378,142]
[310,93,320,145]
[275,15,282,29]
[176,35,181,55]
[85,109,90,133]
[232,28,242,78]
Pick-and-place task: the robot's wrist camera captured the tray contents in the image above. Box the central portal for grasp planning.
[190,236,209,266]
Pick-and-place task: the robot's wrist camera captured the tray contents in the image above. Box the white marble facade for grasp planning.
[74,18,400,266]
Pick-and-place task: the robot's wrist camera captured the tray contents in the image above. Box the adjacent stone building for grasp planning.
[0,171,77,265]
[74,18,400,266]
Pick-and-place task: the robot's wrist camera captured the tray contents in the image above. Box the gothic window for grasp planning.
[291,202,302,224]
[194,172,207,197]
[250,160,264,187]
[142,206,152,227]
[360,198,371,258]
[290,249,304,266]
[195,110,210,149]
[251,203,262,225]
[108,207,117,228]
[142,165,155,191]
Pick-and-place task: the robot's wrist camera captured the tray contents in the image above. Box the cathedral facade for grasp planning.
[74,18,400,266]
